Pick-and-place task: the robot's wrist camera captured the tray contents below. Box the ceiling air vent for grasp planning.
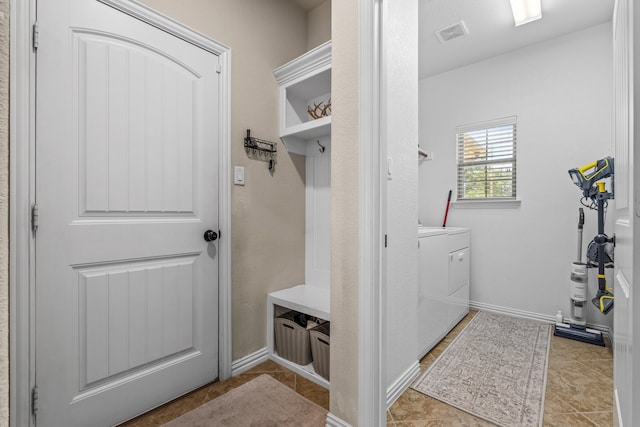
[434,20,469,43]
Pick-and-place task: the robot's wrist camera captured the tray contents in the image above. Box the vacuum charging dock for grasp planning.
[554,322,604,346]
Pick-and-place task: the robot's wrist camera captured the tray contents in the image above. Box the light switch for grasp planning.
[234,166,245,186]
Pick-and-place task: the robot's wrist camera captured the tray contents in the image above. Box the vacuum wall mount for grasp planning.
[554,156,615,346]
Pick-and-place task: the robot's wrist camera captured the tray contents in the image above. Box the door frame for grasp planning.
[358,0,386,425]
[9,1,232,426]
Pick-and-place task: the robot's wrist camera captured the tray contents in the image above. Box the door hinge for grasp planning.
[31,203,39,233]
[384,234,388,248]
[216,64,222,74]
[31,385,38,416]
[32,21,39,50]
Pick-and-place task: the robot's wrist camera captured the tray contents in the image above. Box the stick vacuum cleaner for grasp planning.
[553,208,604,346]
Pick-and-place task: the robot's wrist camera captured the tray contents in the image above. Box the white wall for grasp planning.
[307,0,331,51]
[419,23,614,329]
[330,0,360,422]
[385,0,419,389]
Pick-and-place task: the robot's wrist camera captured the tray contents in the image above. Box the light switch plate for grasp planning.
[234,166,245,186]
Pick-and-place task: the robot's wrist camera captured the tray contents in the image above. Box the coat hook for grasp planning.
[317,140,326,153]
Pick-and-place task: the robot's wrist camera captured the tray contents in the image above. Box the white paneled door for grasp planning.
[612,1,639,425]
[35,1,220,425]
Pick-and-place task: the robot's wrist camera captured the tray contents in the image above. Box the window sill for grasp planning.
[451,199,521,209]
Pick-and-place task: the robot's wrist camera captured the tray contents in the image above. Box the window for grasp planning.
[456,117,517,201]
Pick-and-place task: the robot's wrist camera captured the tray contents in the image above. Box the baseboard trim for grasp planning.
[470,301,557,324]
[470,301,612,340]
[230,347,269,376]
[326,412,352,427]
[386,361,420,409]
[614,388,623,427]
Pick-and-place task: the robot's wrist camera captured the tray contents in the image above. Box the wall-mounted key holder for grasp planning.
[244,129,278,170]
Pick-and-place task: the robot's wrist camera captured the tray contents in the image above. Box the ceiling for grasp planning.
[420,0,614,79]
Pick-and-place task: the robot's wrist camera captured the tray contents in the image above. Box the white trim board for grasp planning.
[231,347,269,377]
[326,412,353,427]
[386,362,420,409]
[9,0,36,425]
[358,0,386,425]
[615,388,623,427]
[98,0,227,55]
[470,301,557,324]
[9,1,232,425]
[273,40,331,86]
[216,35,233,384]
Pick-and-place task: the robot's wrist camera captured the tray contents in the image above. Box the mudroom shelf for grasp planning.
[267,284,330,389]
[268,284,330,321]
[274,41,331,156]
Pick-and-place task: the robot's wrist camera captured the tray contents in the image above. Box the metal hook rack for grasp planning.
[244,129,277,170]
[244,129,277,153]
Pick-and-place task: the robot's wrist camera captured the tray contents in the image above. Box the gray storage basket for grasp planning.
[309,322,330,381]
[274,311,312,365]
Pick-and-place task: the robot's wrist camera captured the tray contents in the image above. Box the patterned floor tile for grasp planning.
[583,411,614,427]
[542,412,599,426]
[122,311,613,426]
[295,374,330,410]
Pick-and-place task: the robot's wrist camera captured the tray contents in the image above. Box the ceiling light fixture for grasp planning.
[509,0,542,26]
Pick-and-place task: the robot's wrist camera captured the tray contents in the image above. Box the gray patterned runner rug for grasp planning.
[411,311,552,427]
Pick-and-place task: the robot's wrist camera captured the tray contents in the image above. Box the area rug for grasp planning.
[411,311,552,427]
[162,374,327,426]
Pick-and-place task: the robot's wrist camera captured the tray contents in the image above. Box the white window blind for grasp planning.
[456,116,517,200]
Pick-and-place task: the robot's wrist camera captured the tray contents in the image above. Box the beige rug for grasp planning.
[162,374,327,426]
[412,311,552,427]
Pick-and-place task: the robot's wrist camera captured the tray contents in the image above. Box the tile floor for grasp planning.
[121,310,613,426]
[118,360,329,426]
[388,311,614,426]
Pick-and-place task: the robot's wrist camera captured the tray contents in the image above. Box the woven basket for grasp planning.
[309,322,330,380]
[274,311,312,365]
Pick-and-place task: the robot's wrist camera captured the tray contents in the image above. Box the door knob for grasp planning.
[204,230,218,242]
